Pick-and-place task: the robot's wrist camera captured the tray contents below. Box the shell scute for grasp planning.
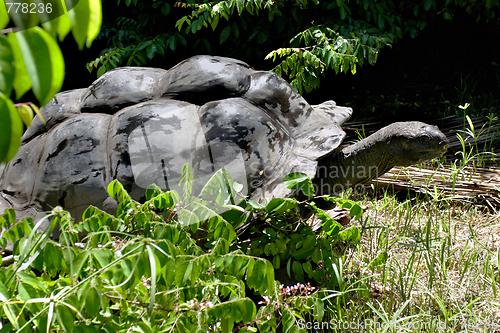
[1,55,352,222]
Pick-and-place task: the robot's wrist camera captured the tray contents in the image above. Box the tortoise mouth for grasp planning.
[420,142,448,159]
[422,128,449,157]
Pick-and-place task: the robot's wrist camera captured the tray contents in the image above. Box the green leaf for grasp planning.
[265,198,297,214]
[0,1,8,29]
[257,32,267,44]
[413,4,419,17]
[268,10,275,22]
[241,298,255,324]
[221,317,234,333]
[424,0,432,11]
[18,282,39,301]
[51,10,73,41]
[44,242,63,275]
[168,35,177,51]
[176,34,187,47]
[145,184,162,201]
[282,172,308,185]
[363,0,369,10]
[235,0,244,15]
[56,304,75,333]
[233,181,243,192]
[86,0,102,47]
[337,225,361,243]
[67,0,103,49]
[174,261,190,285]
[367,251,388,270]
[178,207,199,227]
[211,14,219,30]
[248,200,265,209]
[339,5,347,20]
[292,246,315,261]
[161,3,171,16]
[282,172,314,197]
[0,282,9,301]
[231,22,240,39]
[249,260,266,291]
[0,35,14,96]
[17,104,33,127]
[265,260,275,292]
[96,64,106,77]
[7,32,31,99]
[314,297,324,321]
[273,255,281,269]
[29,103,45,124]
[72,251,90,280]
[8,1,39,31]
[4,304,27,331]
[190,19,198,34]
[84,284,100,317]
[179,163,193,199]
[378,14,384,29]
[282,309,293,333]
[220,25,231,44]
[9,28,64,106]
[0,322,12,333]
[350,205,362,218]
[0,93,22,162]
[68,0,90,49]
[106,180,133,204]
[175,17,188,31]
[302,235,316,251]
[292,260,304,282]
[311,247,321,263]
[146,43,157,59]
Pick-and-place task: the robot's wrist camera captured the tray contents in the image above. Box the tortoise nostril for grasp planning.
[423,125,448,144]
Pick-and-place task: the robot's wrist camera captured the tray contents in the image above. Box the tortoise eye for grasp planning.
[418,136,432,145]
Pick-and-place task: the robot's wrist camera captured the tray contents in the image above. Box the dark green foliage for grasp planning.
[92,0,500,93]
[242,194,362,289]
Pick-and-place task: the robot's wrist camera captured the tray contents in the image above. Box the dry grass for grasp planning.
[370,163,500,209]
[321,168,500,332]
[314,112,500,332]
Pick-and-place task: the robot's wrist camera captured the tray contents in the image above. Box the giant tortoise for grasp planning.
[0,55,448,224]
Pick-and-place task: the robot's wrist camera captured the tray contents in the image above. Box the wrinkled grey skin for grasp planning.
[315,121,448,195]
[0,55,448,227]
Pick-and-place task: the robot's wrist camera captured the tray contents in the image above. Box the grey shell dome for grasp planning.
[0,55,352,221]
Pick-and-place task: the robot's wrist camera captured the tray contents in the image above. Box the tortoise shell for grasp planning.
[0,55,352,221]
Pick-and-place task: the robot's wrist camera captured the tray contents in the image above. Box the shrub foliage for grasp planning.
[0,0,102,163]
[90,0,500,94]
[0,166,364,332]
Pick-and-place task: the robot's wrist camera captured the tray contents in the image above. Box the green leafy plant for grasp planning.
[454,103,496,172]
[0,0,102,163]
[240,172,363,289]
[1,166,367,332]
[90,0,500,95]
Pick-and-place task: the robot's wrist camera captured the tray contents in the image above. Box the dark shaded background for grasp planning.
[59,9,500,124]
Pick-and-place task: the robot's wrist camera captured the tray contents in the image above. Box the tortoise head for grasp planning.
[382,121,449,166]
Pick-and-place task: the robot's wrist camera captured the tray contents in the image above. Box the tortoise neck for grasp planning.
[314,131,396,195]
